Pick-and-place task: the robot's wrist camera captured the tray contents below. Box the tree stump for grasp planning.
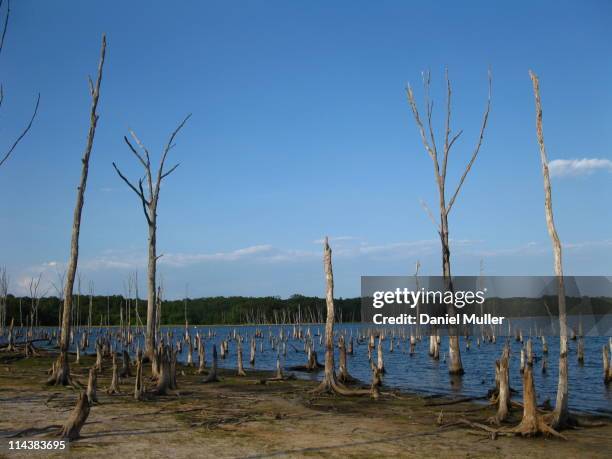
[203,344,219,383]
[86,367,98,405]
[59,392,90,441]
[107,354,120,395]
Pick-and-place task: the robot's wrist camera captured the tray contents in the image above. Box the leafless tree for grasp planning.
[27,273,47,330]
[529,71,569,429]
[51,268,66,329]
[112,113,191,366]
[405,69,491,375]
[0,266,8,335]
[47,34,106,386]
[0,0,40,169]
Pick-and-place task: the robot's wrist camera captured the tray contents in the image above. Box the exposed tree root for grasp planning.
[58,392,90,441]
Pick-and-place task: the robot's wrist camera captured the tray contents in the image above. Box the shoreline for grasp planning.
[1,350,611,458]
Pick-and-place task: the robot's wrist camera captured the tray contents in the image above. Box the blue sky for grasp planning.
[1,1,611,299]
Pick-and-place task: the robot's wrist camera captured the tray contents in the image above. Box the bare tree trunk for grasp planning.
[203,344,219,383]
[338,335,355,384]
[510,363,564,438]
[314,237,338,392]
[94,341,103,372]
[134,349,144,400]
[236,339,246,376]
[146,224,157,363]
[529,71,568,429]
[86,367,98,405]
[119,349,132,378]
[490,345,510,424]
[197,339,206,374]
[107,353,120,394]
[48,35,106,386]
[59,392,90,441]
[113,114,191,373]
[154,344,172,395]
[603,344,611,384]
[312,238,370,397]
[376,337,385,374]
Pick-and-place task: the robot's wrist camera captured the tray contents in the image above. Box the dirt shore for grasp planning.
[0,351,610,458]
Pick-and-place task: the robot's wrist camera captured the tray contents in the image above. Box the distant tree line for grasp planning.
[3,293,362,326]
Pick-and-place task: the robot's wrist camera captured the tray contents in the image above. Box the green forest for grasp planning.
[3,293,362,326]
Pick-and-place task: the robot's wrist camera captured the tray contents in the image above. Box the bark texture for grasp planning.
[529,71,569,429]
[48,35,106,386]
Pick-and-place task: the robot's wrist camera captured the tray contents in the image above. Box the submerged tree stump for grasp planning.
[236,339,247,376]
[203,344,219,383]
[489,345,511,425]
[604,344,612,384]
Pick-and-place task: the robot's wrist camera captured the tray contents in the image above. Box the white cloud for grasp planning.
[549,158,612,177]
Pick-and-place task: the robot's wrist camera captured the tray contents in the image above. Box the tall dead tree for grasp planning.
[0,0,40,169]
[529,71,569,429]
[113,114,191,367]
[47,35,106,385]
[313,238,369,396]
[406,69,491,375]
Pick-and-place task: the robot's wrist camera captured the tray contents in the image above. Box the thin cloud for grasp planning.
[549,158,612,177]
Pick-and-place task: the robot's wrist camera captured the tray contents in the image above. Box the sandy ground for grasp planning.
[0,351,610,458]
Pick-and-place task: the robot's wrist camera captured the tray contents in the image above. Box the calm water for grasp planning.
[15,324,612,416]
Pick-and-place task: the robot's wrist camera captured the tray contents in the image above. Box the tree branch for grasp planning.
[420,198,441,235]
[446,68,492,213]
[0,93,40,168]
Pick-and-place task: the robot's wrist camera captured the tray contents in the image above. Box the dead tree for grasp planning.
[511,364,564,438]
[489,344,511,425]
[0,267,8,335]
[313,238,369,396]
[119,349,132,378]
[154,343,172,395]
[603,344,611,384]
[107,353,120,395]
[337,335,356,384]
[236,338,247,376]
[134,349,144,400]
[94,341,103,372]
[112,114,191,368]
[58,392,90,441]
[48,35,106,386]
[0,0,40,170]
[203,344,219,383]
[86,367,98,405]
[197,339,206,374]
[529,71,569,429]
[406,69,491,375]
